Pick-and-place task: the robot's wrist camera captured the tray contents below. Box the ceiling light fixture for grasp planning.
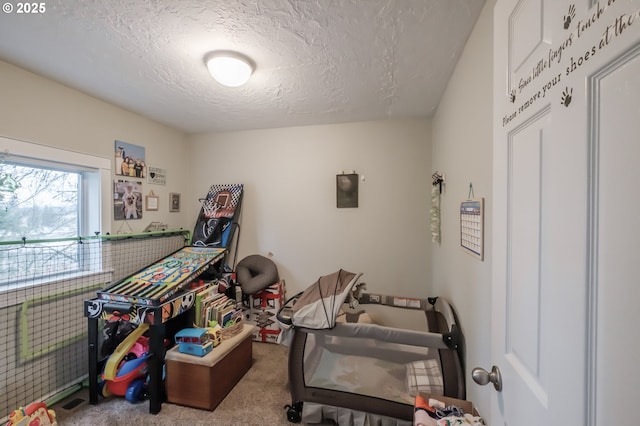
[205,51,255,87]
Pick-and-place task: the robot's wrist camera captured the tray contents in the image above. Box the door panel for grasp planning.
[493,1,640,425]
[502,109,551,426]
[593,48,640,426]
[507,112,547,383]
[510,0,547,73]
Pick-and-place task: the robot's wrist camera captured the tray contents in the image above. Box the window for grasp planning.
[0,136,111,285]
[1,162,81,240]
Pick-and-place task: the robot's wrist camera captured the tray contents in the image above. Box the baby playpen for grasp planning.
[278,270,464,425]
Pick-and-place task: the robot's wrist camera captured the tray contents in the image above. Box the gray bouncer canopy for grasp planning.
[289,269,363,329]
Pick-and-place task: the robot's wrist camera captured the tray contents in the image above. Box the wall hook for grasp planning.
[432,171,445,194]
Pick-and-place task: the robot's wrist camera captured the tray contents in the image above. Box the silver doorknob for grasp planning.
[472,365,502,392]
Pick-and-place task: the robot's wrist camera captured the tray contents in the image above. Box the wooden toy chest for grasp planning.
[165,324,255,410]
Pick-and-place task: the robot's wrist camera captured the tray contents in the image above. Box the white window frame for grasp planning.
[1,135,111,235]
[0,136,112,295]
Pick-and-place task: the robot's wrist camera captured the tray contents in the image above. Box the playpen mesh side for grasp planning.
[302,332,440,404]
[290,328,418,422]
[288,304,465,423]
[0,231,187,420]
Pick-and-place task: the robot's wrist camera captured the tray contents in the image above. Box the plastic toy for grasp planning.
[6,402,57,426]
[207,320,222,347]
[100,324,151,403]
[103,323,149,380]
[174,328,213,356]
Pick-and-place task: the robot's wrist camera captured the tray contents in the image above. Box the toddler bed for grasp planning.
[277,270,465,425]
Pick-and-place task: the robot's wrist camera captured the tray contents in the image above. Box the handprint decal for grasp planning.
[564,4,576,30]
[561,87,573,107]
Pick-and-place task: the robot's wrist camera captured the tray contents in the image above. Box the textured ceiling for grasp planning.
[0,0,486,134]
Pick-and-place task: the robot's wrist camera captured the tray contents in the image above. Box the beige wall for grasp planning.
[431,1,493,414]
[0,60,192,234]
[188,119,433,303]
[0,59,435,320]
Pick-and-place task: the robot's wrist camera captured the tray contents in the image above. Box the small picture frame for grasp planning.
[147,166,167,185]
[145,192,159,211]
[170,193,181,212]
[113,180,143,220]
[336,173,359,208]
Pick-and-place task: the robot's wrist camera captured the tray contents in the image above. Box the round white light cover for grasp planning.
[206,53,254,87]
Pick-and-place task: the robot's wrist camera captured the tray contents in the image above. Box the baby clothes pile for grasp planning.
[414,395,485,426]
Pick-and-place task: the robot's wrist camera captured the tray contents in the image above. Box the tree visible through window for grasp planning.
[0,163,79,241]
[0,137,108,286]
[0,162,86,284]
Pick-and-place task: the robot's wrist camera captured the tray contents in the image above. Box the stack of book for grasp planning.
[193,281,237,328]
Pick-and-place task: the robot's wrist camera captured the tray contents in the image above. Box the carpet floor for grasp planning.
[51,341,302,426]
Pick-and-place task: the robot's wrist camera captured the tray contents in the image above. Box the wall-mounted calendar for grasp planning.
[460,198,484,260]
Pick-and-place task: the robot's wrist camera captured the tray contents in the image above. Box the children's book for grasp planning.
[194,281,219,326]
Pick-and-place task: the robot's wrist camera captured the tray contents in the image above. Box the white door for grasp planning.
[491,0,640,425]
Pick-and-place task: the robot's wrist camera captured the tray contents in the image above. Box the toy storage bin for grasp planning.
[165,324,256,410]
[243,280,286,343]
